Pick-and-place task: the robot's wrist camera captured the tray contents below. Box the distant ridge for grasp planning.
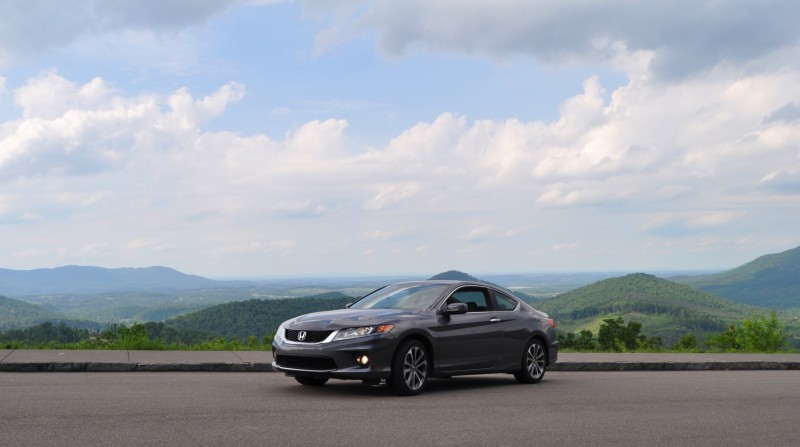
[673,245,800,309]
[0,266,243,296]
[535,273,754,344]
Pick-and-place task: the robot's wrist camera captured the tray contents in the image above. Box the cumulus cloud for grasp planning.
[0,0,261,65]
[306,0,800,79]
[0,72,245,179]
[3,57,800,272]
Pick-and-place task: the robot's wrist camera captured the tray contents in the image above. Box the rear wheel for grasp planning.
[295,376,329,386]
[390,340,429,396]
[514,338,546,384]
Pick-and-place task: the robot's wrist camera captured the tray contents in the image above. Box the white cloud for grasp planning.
[0,0,253,65]
[363,183,420,210]
[642,212,746,237]
[0,72,245,179]
[307,0,800,79]
[2,55,800,273]
[465,227,494,242]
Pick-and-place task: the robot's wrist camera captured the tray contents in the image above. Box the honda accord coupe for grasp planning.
[272,280,558,395]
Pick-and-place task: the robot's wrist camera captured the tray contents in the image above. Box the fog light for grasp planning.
[355,354,370,366]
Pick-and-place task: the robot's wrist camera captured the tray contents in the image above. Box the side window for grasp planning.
[448,287,491,312]
[493,292,519,311]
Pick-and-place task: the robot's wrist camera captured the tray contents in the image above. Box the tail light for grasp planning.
[547,318,555,329]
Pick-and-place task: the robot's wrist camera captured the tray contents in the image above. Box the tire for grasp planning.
[390,340,429,396]
[295,376,329,386]
[514,338,547,384]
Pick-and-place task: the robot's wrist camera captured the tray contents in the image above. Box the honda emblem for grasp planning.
[298,331,307,341]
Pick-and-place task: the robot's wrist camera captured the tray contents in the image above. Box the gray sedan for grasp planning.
[272,280,558,395]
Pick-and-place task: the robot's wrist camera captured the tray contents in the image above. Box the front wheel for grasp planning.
[514,338,547,384]
[295,376,329,386]
[390,340,429,396]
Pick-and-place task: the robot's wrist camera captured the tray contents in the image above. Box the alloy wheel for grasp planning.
[403,346,427,391]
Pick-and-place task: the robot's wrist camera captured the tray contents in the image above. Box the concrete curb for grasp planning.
[550,361,800,371]
[1,350,799,372]
[0,363,275,373]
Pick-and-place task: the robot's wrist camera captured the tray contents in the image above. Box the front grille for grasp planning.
[285,329,334,343]
[276,355,337,371]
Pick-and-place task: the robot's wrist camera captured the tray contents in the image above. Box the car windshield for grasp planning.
[349,284,449,310]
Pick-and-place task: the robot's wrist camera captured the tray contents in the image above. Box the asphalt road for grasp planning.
[2,371,798,447]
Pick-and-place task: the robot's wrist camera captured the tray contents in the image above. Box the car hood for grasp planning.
[285,308,421,330]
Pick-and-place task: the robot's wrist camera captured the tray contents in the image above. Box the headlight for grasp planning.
[275,323,286,341]
[333,324,394,341]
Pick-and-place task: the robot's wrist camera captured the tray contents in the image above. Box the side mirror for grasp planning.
[441,302,468,315]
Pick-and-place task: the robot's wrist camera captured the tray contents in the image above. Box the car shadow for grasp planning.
[277,374,524,398]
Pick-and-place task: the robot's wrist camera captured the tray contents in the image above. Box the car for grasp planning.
[272,280,558,395]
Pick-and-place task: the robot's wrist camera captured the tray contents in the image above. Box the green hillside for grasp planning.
[0,295,62,331]
[165,292,352,340]
[533,273,756,344]
[673,245,800,309]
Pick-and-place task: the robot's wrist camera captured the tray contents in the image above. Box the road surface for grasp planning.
[1,370,798,446]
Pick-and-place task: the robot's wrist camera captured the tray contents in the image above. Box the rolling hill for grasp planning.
[0,295,103,331]
[533,273,757,344]
[673,245,800,309]
[0,295,61,331]
[165,292,353,340]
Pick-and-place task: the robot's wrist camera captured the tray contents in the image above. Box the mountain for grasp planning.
[165,292,352,340]
[0,295,62,331]
[673,245,800,309]
[428,270,539,301]
[0,265,246,296]
[533,273,756,344]
[428,270,484,282]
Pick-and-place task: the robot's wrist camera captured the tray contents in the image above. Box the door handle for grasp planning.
[489,318,501,323]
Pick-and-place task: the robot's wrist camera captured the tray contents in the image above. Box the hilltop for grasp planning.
[673,245,800,309]
[165,292,352,340]
[428,270,484,282]
[534,273,755,344]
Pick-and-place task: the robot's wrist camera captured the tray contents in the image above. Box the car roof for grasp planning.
[391,279,507,290]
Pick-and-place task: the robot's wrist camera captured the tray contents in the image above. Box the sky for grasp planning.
[1,0,799,278]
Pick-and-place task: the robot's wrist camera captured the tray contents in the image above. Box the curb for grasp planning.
[550,361,800,371]
[3,361,800,372]
[0,362,275,373]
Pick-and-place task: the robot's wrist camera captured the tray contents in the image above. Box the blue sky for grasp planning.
[1,0,799,278]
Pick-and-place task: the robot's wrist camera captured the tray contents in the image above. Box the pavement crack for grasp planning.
[0,349,15,363]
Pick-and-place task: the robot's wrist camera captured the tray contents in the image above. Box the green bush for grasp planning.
[706,311,786,352]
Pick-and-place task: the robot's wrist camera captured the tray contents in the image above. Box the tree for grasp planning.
[575,330,597,351]
[598,317,644,352]
[672,332,698,351]
[706,311,786,352]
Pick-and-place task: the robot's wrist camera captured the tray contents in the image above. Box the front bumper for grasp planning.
[272,333,397,380]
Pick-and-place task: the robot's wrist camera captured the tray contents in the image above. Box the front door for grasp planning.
[433,287,504,372]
